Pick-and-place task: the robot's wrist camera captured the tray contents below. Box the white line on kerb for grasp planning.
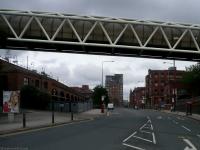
[123,131,137,143]
[122,143,145,150]
[182,125,191,132]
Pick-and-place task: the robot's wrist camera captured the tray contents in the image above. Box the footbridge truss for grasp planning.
[0,10,200,61]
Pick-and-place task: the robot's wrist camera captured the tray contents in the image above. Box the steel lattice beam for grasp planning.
[0,9,200,61]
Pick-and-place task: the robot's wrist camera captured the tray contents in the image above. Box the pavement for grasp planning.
[161,109,200,121]
[0,108,200,150]
[0,109,105,135]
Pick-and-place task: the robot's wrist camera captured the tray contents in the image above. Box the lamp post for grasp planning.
[163,60,176,111]
[101,61,114,87]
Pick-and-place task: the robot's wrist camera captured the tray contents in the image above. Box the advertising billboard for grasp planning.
[3,91,20,113]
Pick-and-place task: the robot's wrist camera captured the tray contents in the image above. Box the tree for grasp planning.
[20,85,51,110]
[92,85,109,108]
[182,63,200,96]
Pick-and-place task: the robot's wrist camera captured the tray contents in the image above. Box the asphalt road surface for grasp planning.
[0,108,200,150]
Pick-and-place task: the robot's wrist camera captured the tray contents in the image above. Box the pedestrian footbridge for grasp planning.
[0,10,200,61]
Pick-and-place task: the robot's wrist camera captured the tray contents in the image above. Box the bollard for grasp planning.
[71,111,73,121]
[52,99,55,124]
[52,111,54,124]
[71,102,73,121]
[23,112,26,128]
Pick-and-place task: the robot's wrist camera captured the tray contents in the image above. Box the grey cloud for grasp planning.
[40,58,58,65]
[0,49,26,58]
[69,63,102,86]
[1,0,200,24]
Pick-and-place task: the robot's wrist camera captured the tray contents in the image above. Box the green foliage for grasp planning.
[92,85,109,107]
[182,63,200,96]
[20,85,51,110]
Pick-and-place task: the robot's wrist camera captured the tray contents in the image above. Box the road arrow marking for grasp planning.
[183,139,197,150]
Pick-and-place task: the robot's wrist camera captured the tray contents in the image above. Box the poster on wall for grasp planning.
[3,91,20,113]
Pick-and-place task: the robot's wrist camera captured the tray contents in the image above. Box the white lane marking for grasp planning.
[183,139,197,150]
[140,130,151,134]
[152,132,156,144]
[182,125,191,132]
[140,123,147,130]
[123,131,137,143]
[132,135,153,143]
[122,143,145,150]
[151,124,154,130]
[197,134,200,138]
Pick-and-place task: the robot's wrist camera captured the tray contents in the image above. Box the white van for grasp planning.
[107,103,114,110]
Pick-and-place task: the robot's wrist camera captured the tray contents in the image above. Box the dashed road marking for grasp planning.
[182,125,191,132]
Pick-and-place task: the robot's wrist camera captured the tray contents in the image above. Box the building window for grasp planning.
[24,77,29,85]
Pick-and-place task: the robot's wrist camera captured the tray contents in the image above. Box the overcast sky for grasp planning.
[0,0,199,100]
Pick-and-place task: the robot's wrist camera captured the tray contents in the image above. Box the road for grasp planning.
[0,108,200,150]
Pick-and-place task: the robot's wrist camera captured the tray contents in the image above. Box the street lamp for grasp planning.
[101,61,115,87]
[163,60,176,111]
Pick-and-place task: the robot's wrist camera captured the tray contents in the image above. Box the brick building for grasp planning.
[105,74,123,106]
[0,58,91,111]
[71,85,93,100]
[145,68,186,109]
[129,87,145,109]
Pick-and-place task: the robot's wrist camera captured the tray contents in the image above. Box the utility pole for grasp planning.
[101,61,114,87]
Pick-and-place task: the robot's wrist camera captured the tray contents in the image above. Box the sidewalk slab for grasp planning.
[0,109,105,136]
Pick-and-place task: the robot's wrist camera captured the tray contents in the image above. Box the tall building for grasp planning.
[145,68,187,109]
[105,74,123,106]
